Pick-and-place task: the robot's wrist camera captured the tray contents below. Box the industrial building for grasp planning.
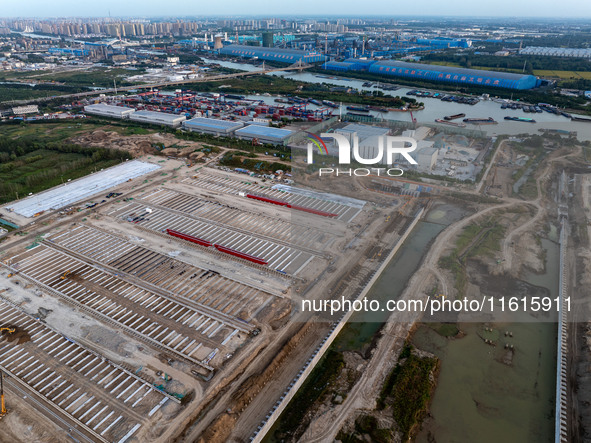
[334,123,391,163]
[416,147,438,171]
[369,61,539,90]
[4,160,160,217]
[219,45,326,64]
[84,103,135,119]
[11,105,39,115]
[323,59,539,90]
[182,117,244,135]
[234,125,294,145]
[129,110,186,128]
[520,46,591,58]
[322,61,361,72]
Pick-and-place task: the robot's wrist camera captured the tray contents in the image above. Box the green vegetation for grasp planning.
[439,217,506,295]
[219,149,289,173]
[337,343,439,442]
[510,135,547,199]
[0,83,87,102]
[336,415,394,443]
[0,120,123,141]
[271,350,345,442]
[0,67,143,88]
[0,135,132,205]
[429,323,460,337]
[381,352,438,440]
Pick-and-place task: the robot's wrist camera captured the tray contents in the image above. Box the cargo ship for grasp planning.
[346,112,371,118]
[443,113,466,121]
[346,105,370,113]
[322,100,338,108]
[571,115,591,123]
[462,117,497,125]
[504,116,536,123]
[435,119,466,128]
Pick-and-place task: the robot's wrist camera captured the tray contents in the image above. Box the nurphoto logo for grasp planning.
[306,132,418,177]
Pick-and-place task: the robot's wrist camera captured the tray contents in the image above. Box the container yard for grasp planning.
[77,89,340,145]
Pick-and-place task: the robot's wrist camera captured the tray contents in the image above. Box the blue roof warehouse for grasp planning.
[323,59,539,90]
[219,45,326,64]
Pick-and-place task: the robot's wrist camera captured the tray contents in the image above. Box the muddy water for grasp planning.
[414,238,559,443]
[334,203,468,351]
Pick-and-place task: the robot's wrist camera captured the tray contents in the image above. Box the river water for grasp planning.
[413,238,559,443]
[202,58,591,141]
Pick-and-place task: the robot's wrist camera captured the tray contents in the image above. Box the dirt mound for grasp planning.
[69,130,209,159]
[161,148,179,156]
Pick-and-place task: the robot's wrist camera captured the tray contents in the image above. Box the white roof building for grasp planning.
[84,103,135,119]
[129,110,186,128]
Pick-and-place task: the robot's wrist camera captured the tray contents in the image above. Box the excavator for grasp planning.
[0,328,15,334]
[60,270,71,280]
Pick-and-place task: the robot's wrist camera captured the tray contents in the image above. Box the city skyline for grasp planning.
[2,0,591,19]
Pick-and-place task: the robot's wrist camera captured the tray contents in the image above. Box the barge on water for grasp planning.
[322,100,338,108]
[571,115,591,123]
[463,117,498,125]
[346,105,370,113]
[504,116,536,123]
[443,113,466,121]
[434,119,467,128]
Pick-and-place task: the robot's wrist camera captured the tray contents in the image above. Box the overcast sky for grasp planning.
[1,0,591,18]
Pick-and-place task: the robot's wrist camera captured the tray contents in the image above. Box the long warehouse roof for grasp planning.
[183,117,244,130]
[5,161,160,217]
[131,110,186,122]
[220,44,322,57]
[85,103,135,113]
[370,60,530,80]
[235,125,293,139]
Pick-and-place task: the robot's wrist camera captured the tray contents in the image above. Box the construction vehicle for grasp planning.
[0,328,15,334]
[1,371,7,418]
[61,270,71,280]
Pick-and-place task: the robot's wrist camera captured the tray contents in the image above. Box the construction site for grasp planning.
[0,145,420,443]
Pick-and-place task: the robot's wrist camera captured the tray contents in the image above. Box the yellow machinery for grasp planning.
[61,270,71,280]
[0,370,6,418]
[0,328,15,334]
